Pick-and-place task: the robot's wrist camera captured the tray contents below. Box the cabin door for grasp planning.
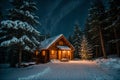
[61,51,71,59]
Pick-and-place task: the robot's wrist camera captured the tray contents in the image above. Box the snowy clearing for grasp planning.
[0,60,120,80]
[95,58,120,69]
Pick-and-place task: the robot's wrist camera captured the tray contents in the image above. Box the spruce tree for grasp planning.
[8,0,40,26]
[80,35,93,60]
[86,1,107,58]
[0,0,40,67]
[104,0,120,57]
[0,7,3,22]
[72,23,82,58]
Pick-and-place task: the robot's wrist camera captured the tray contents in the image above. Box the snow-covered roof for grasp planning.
[40,34,63,49]
[57,46,71,50]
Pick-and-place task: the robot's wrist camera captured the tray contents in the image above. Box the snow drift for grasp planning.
[96,58,120,69]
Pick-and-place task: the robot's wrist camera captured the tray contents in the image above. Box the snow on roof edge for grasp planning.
[57,46,71,50]
[40,34,63,49]
[61,35,75,50]
[46,34,63,49]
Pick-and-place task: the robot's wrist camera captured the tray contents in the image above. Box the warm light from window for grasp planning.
[62,50,65,53]
[51,50,54,55]
[58,50,61,59]
[36,50,39,56]
[67,51,70,53]
[59,41,63,45]
[42,51,45,56]
[68,51,70,55]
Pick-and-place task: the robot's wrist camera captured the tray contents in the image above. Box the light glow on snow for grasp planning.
[0,60,119,80]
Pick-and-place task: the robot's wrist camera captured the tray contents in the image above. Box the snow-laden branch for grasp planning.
[20,35,36,47]
[32,36,40,45]
[1,20,40,35]
[0,35,36,49]
[24,46,31,51]
[0,37,19,47]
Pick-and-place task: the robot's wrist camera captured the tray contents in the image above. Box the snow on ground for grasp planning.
[21,62,36,66]
[94,56,120,80]
[50,59,61,63]
[0,60,120,80]
[95,58,120,69]
[0,64,50,80]
[18,67,51,80]
[50,59,94,64]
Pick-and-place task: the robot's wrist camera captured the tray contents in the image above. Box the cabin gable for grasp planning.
[48,35,74,51]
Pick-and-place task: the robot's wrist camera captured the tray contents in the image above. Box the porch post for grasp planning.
[61,50,62,60]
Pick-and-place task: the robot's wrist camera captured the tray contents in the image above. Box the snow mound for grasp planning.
[50,59,61,63]
[20,62,36,66]
[96,58,120,69]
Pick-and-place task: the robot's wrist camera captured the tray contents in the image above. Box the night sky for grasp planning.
[0,0,104,37]
[37,0,92,37]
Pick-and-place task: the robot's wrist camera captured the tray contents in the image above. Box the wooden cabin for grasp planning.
[37,34,75,63]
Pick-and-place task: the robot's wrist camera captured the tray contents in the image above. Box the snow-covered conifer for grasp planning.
[80,35,93,60]
[85,1,107,58]
[104,0,120,57]
[0,0,40,67]
[72,23,82,58]
[8,0,40,26]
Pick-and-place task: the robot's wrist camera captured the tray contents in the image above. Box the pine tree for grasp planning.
[0,0,40,67]
[80,35,93,60]
[72,23,82,58]
[8,0,40,26]
[86,1,107,58]
[104,0,120,57]
[0,7,3,22]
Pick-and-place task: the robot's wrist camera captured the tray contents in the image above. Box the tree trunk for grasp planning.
[18,45,22,67]
[99,26,107,58]
[113,28,120,57]
[10,52,16,67]
[96,47,98,58]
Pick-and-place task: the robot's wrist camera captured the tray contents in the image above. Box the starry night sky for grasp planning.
[0,0,105,37]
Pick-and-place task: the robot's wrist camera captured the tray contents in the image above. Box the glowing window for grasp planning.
[51,50,54,55]
[62,50,66,53]
[67,51,70,55]
[35,50,39,56]
[42,51,45,56]
[59,41,63,45]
